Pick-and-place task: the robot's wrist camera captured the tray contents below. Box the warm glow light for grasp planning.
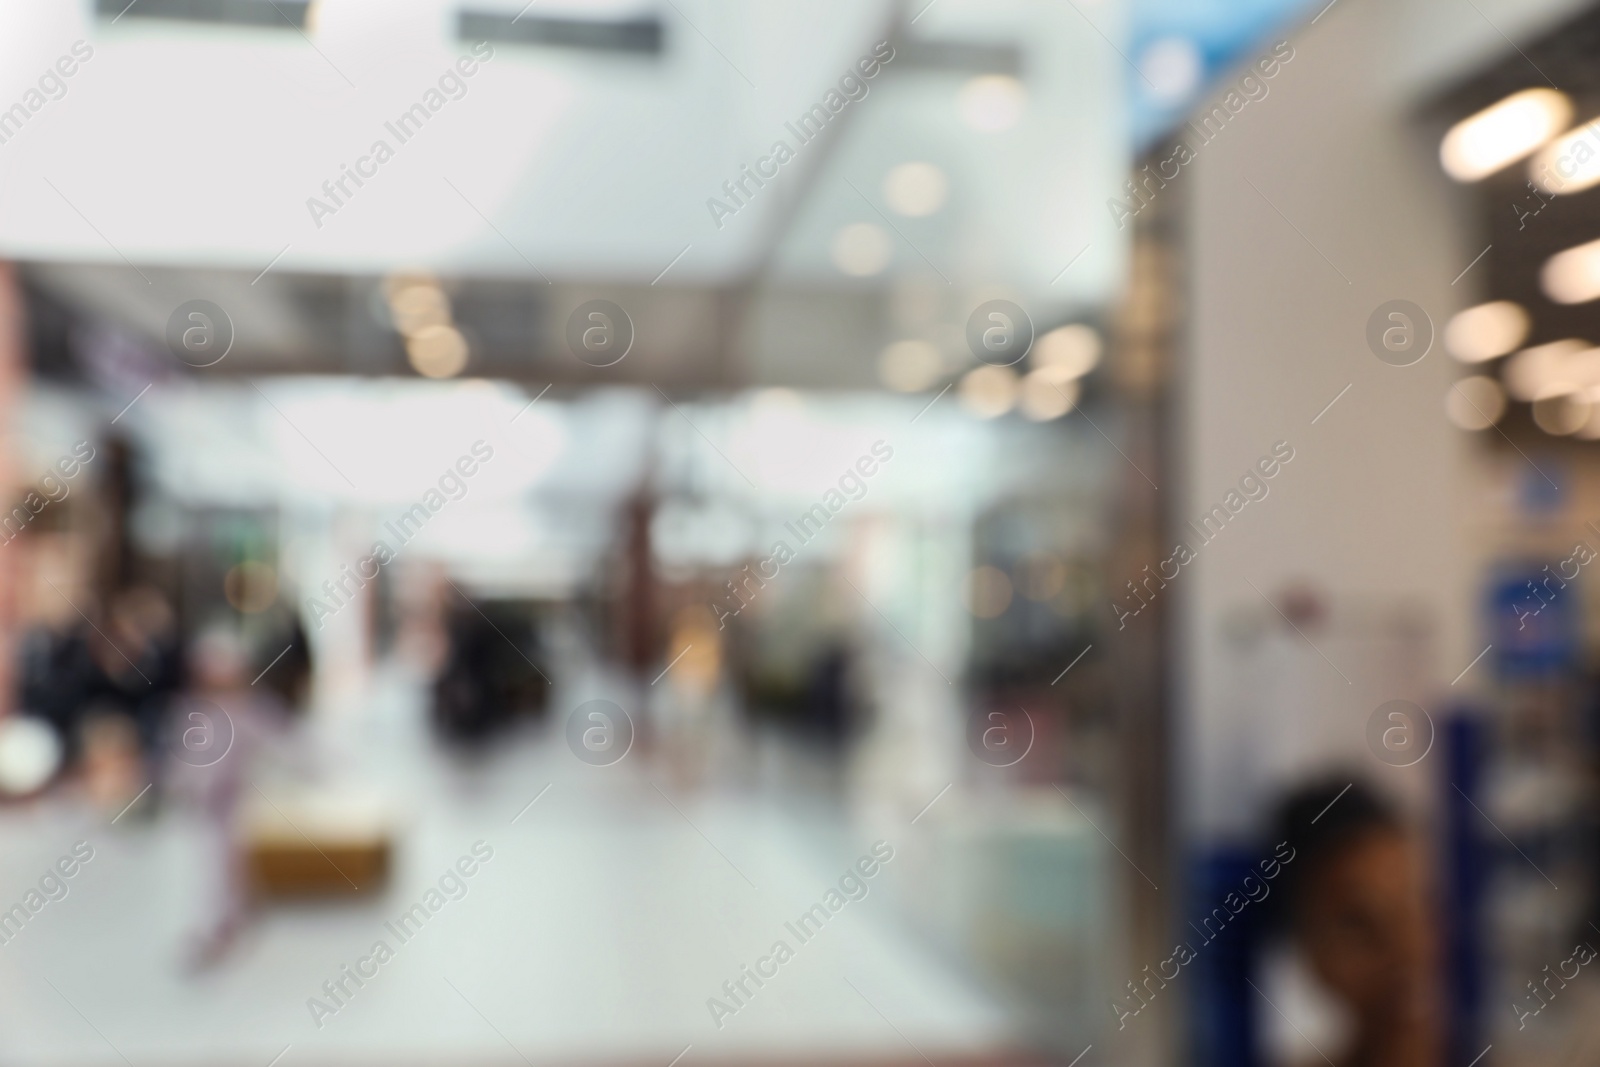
[1015,553,1066,602]
[878,339,943,392]
[959,75,1026,133]
[1533,393,1590,435]
[1441,88,1571,181]
[383,270,436,299]
[1446,376,1506,430]
[748,388,805,435]
[1503,339,1593,400]
[831,223,893,276]
[1542,237,1600,303]
[1020,372,1078,421]
[1578,391,1600,439]
[1529,119,1600,195]
[1033,324,1101,381]
[883,162,948,217]
[407,324,470,378]
[1444,301,1529,363]
[1543,345,1600,396]
[389,284,451,336]
[959,365,1018,418]
[224,561,279,613]
[963,565,1013,618]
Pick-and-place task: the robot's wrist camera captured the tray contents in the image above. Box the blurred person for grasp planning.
[431,604,497,744]
[61,587,184,812]
[1268,778,1442,1067]
[164,625,299,970]
[17,613,104,771]
[431,595,543,746]
[104,585,183,763]
[801,639,855,750]
[252,600,312,711]
[651,604,739,786]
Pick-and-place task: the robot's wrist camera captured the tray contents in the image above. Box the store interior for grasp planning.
[5,0,1600,1065]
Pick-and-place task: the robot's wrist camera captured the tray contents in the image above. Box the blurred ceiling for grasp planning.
[1126,0,1314,147]
[0,0,1128,312]
[0,0,1148,388]
[1421,2,1600,445]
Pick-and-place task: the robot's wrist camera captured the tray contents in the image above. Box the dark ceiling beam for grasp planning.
[699,0,914,394]
[18,262,886,391]
[94,0,310,28]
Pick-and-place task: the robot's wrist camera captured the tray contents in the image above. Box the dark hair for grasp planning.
[1264,775,1400,931]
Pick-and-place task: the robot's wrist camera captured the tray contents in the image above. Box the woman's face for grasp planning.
[1297,829,1433,1022]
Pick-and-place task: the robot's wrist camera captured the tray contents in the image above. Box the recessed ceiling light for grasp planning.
[1543,237,1600,303]
[1578,393,1600,439]
[878,339,942,392]
[1503,338,1593,400]
[383,270,436,299]
[1533,393,1590,435]
[959,75,1026,133]
[1444,301,1529,362]
[1020,372,1078,421]
[1033,324,1101,381]
[1441,87,1571,182]
[1529,118,1600,195]
[407,324,469,378]
[883,163,948,217]
[830,223,893,276]
[959,365,1018,418]
[1446,376,1506,430]
[389,284,452,336]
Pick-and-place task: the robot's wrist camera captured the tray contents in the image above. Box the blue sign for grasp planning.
[1489,563,1579,677]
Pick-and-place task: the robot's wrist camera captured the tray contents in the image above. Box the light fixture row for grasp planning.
[384,273,469,378]
[1440,85,1600,437]
[1444,299,1600,437]
[879,323,1102,422]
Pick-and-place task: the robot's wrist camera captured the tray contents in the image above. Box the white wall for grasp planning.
[1173,0,1583,839]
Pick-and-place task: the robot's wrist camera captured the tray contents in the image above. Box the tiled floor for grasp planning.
[0,667,1013,1067]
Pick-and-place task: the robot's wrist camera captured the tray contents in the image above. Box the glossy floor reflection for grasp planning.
[0,662,1015,1067]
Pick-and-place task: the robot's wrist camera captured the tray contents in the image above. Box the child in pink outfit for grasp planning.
[164,628,296,969]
